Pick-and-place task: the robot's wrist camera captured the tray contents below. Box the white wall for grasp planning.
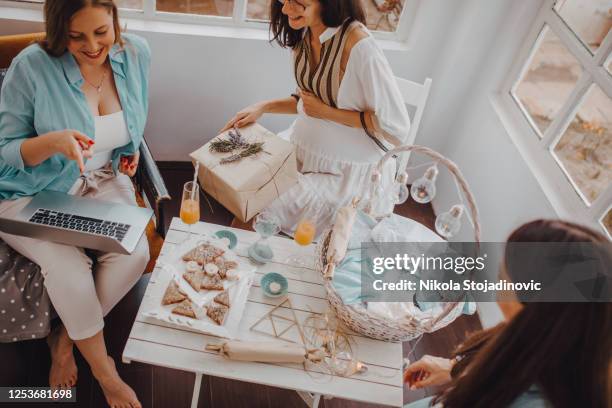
[421,0,561,327]
[427,0,557,242]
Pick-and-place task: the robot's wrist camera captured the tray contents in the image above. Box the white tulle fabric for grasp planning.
[267,33,411,238]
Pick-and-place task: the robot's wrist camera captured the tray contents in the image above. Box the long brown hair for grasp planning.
[434,220,612,408]
[41,0,123,57]
[270,0,366,49]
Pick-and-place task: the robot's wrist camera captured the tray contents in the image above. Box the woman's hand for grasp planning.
[220,102,266,132]
[404,355,453,390]
[119,150,140,177]
[47,129,95,173]
[299,90,332,120]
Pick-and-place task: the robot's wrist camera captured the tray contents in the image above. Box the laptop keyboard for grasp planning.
[29,209,131,242]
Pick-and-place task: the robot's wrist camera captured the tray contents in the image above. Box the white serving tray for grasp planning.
[144,236,255,339]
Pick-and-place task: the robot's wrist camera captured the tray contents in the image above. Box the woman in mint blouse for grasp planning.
[403,220,611,408]
[0,1,149,407]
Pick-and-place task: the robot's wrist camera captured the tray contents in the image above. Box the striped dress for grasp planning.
[293,20,353,109]
[266,20,411,238]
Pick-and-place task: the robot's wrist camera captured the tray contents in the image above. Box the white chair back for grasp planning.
[394,76,432,172]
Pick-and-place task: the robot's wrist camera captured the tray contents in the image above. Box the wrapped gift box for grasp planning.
[190,123,298,222]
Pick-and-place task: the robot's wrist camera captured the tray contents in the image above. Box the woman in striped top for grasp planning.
[222,0,411,237]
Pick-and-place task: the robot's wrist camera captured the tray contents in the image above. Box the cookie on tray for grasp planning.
[162,280,188,305]
[201,274,224,291]
[182,244,225,265]
[185,261,201,274]
[183,269,205,292]
[206,303,229,325]
[171,299,197,318]
[213,290,230,308]
[214,257,238,279]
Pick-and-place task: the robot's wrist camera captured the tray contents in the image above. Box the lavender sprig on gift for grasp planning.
[209,126,249,153]
[229,126,245,144]
[220,142,265,164]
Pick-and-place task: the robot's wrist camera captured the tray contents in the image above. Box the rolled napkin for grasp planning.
[206,341,324,363]
[324,198,359,280]
[331,251,367,305]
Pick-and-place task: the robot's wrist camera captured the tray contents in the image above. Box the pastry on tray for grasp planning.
[185,261,201,274]
[171,299,197,318]
[214,257,238,279]
[206,303,229,325]
[201,274,224,291]
[183,269,205,292]
[214,290,230,308]
[182,243,225,265]
[162,281,188,305]
[204,263,219,277]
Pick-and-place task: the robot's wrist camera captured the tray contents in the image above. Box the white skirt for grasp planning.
[266,111,396,239]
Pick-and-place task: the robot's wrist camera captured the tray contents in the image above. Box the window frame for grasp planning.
[2,0,419,43]
[493,0,612,238]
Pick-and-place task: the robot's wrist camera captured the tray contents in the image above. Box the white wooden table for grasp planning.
[122,218,403,408]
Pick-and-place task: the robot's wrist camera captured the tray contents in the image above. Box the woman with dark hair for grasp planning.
[0,1,149,406]
[404,220,612,408]
[222,0,410,236]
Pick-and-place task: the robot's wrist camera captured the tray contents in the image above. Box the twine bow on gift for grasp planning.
[74,164,116,196]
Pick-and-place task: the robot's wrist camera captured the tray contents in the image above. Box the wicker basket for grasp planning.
[316,144,481,342]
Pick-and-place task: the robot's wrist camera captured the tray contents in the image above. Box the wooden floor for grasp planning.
[0,162,482,408]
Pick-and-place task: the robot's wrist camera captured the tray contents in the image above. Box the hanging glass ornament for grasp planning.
[394,171,410,204]
[410,165,438,204]
[371,169,384,201]
[435,205,464,238]
[364,169,382,215]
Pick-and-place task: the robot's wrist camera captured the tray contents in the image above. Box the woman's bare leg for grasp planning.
[47,324,77,389]
[74,330,141,408]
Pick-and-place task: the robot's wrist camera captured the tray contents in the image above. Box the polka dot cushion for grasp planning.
[0,240,52,342]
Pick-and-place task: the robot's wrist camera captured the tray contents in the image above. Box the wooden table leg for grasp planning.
[191,373,203,408]
[296,391,322,408]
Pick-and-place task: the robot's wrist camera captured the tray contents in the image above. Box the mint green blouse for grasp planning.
[0,33,150,200]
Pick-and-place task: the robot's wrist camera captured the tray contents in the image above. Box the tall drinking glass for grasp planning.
[180,181,200,242]
[248,212,281,263]
[287,218,316,268]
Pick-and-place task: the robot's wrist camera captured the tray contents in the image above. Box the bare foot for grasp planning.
[47,326,78,389]
[96,356,141,408]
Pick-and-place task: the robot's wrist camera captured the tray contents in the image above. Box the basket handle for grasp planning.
[373,144,481,243]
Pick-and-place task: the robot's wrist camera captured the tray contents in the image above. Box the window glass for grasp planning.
[513,26,582,137]
[552,84,612,204]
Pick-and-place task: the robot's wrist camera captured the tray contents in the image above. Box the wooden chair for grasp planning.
[394,76,433,172]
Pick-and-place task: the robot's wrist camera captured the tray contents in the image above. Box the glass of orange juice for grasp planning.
[180,181,200,242]
[287,218,316,268]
